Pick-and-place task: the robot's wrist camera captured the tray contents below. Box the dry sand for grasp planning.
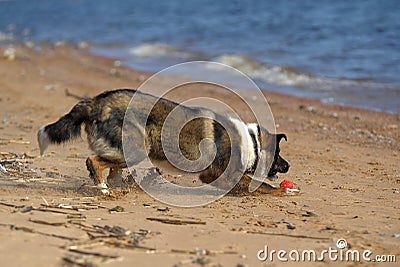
[0,45,399,266]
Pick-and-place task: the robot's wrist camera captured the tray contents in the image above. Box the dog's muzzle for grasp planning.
[267,155,290,181]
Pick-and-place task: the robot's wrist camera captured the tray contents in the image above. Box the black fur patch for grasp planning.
[45,99,92,144]
[94,108,125,149]
[94,88,136,101]
[247,131,259,173]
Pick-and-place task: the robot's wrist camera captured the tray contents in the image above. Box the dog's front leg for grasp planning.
[107,167,124,187]
[86,156,110,194]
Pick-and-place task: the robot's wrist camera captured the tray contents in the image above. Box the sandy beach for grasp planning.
[0,45,399,266]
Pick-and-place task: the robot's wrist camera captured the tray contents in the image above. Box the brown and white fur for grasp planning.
[38,89,290,194]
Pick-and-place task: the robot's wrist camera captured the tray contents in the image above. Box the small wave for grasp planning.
[129,43,327,88]
[129,43,195,58]
[214,54,346,91]
[0,31,14,42]
[213,54,400,93]
[128,43,398,94]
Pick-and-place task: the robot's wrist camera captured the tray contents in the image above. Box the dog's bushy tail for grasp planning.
[38,98,92,155]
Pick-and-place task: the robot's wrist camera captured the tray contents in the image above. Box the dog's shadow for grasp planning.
[134,167,291,198]
[78,163,293,199]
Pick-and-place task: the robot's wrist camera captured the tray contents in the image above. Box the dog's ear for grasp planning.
[276,133,287,143]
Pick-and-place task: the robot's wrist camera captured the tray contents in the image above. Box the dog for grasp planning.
[38,89,290,194]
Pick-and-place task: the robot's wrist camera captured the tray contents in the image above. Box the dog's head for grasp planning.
[248,125,290,181]
[266,133,290,180]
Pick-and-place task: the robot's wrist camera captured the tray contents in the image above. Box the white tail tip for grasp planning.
[37,126,50,156]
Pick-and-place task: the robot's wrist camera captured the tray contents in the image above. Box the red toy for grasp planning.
[280,179,294,189]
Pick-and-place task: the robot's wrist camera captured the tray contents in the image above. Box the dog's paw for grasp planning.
[97,183,110,195]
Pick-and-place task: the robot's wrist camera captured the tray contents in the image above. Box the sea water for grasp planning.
[1,0,399,112]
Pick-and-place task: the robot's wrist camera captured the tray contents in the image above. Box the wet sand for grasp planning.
[0,45,399,266]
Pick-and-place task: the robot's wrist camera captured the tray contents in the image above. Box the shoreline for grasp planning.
[91,44,400,116]
[91,42,400,114]
[0,45,399,266]
[4,42,400,115]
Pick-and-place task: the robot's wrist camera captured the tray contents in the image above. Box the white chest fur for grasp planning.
[229,118,258,171]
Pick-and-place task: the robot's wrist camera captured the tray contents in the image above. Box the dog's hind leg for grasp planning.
[107,167,124,187]
[86,156,114,193]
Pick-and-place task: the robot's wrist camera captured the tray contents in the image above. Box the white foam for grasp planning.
[0,32,14,42]
[129,43,185,57]
[213,54,358,91]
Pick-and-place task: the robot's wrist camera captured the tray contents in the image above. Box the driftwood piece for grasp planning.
[246,230,330,240]
[146,217,206,225]
[65,89,86,100]
[28,218,67,227]
[0,139,30,145]
[0,223,78,241]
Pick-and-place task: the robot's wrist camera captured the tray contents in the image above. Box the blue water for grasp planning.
[1,0,399,112]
